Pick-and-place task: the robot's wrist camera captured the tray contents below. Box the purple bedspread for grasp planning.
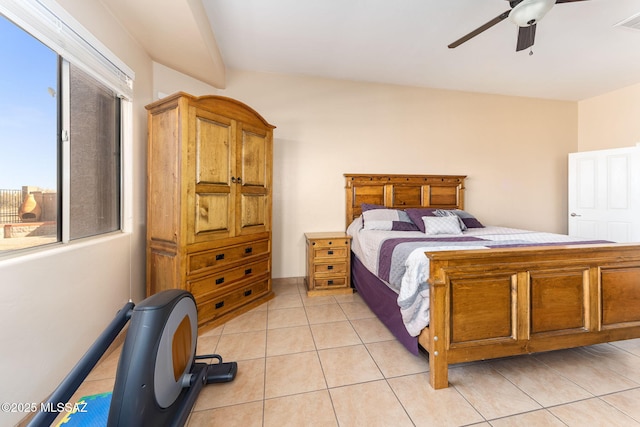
[378,236,485,282]
[351,253,420,355]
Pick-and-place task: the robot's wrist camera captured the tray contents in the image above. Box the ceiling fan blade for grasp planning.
[516,23,537,51]
[448,10,511,48]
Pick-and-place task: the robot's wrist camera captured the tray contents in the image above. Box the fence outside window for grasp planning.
[0,188,22,224]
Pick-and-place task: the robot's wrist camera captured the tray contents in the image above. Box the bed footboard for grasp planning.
[420,244,640,389]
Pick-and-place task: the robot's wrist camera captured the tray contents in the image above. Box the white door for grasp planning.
[568,146,640,242]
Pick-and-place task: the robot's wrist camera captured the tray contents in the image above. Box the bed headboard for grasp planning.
[344,174,466,228]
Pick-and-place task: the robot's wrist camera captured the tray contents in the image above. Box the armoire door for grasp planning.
[235,122,272,236]
[568,146,640,242]
[187,107,236,243]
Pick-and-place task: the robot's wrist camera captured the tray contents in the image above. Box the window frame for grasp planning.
[0,0,134,254]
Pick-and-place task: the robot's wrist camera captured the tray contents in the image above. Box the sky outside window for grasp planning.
[0,14,58,191]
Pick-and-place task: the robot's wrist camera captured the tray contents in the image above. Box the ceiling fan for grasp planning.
[448,0,589,52]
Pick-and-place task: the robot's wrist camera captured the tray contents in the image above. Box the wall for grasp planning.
[0,0,152,425]
[152,66,578,279]
[578,82,640,152]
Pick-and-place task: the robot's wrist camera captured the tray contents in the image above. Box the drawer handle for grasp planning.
[327,265,334,270]
[245,247,253,254]
[245,268,252,275]
[328,250,334,255]
[216,254,225,261]
[215,301,224,309]
[215,277,225,285]
[327,280,334,285]
[244,289,253,297]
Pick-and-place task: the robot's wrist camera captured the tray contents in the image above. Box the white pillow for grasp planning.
[362,209,399,230]
[362,209,418,231]
[422,216,463,235]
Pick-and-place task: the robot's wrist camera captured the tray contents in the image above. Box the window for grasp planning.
[0,1,133,254]
[69,64,121,239]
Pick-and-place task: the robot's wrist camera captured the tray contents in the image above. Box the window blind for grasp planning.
[0,0,134,100]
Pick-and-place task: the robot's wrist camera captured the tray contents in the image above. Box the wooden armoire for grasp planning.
[145,92,275,328]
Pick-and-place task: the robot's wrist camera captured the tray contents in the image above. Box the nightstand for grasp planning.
[304,232,353,297]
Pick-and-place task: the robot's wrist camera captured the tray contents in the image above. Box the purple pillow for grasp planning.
[406,208,484,232]
[405,208,438,233]
[392,221,420,231]
[451,209,484,228]
[361,203,387,212]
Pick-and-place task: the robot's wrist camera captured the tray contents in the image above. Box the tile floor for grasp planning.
[72,277,640,426]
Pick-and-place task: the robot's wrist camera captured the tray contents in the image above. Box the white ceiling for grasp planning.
[201,0,640,101]
[101,0,226,87]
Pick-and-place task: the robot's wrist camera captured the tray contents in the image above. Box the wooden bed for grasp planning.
[345,173,640,389]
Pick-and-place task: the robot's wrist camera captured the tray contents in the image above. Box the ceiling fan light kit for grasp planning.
[509,0,555,27]
[448,0,589,52]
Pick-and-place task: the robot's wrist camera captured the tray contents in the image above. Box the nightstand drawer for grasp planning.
[313,247,348,259]
[312,261,347,275]
[310,238,350,248]
[313,277,347,289]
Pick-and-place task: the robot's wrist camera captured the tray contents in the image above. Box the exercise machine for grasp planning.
[28,289,237,427]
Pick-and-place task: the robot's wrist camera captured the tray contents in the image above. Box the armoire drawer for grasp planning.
[188,239,270,274]
[197,278,270,324]
[188,258,270,299]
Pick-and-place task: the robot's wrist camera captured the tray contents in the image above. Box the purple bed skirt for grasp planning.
[351,253,419,355]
